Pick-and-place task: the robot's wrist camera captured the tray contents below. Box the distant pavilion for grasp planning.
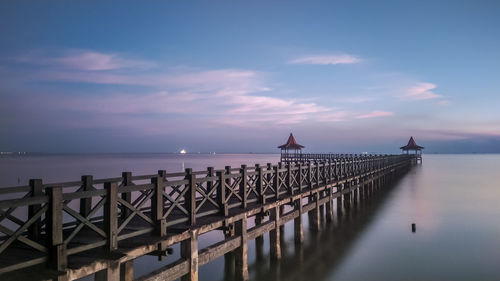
[400,136,424,163]
[278,133,304,162]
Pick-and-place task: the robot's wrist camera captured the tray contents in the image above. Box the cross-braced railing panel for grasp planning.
[163,179,189,221]
[193,177,220,216]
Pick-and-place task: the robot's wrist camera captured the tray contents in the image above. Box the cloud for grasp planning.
[340,96,377,103]
[356,111,394,119]
[401,82,442,100]
[289,54,361,65]
[15,49,156,71]
[437,100,450,106]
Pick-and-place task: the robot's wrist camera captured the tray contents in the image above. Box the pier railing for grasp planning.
[0,154,413,279]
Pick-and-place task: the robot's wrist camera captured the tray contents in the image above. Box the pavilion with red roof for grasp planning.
[278,133,304,162]
[400,136,424,163]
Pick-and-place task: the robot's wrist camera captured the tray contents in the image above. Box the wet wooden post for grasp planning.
[308,191,320,231]
[353,179,359,206]
[326,184,334,223]
[181,230,199,281]
[223,221,235,280]
[270,206,281,260]
[120,260,134,281]
[294,196,304,244]
[343,181,350,210]
[95,262,120,281]
[235,215,248,281]
[121,172,133,219]
[28,179,43,241]
[46,186,67,272]
[254,214,264,261]
[336,184,343,220]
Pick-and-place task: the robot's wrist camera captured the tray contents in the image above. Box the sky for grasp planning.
[1,1,499,153]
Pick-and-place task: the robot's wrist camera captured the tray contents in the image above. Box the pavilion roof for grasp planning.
[400,136,424,150]
[278,133,305,150]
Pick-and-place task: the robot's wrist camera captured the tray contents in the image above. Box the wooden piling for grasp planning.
[181,230,198,281]
[270,207,281,260]
[235,215,248,281]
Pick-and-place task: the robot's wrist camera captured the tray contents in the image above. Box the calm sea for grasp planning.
[1,154,500,281]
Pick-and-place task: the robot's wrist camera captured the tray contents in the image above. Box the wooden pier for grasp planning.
[0,154,415,281]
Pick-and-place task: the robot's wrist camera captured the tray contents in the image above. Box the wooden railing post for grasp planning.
[121,172,132,219]
[239,165,247,209]
[216,170,228,216]
[297,162,303,193]
[274,164,280,200]
[185,169,196,225]
[151,175,166,236]
[207,167,215,194]
[256,165,265,204]
[308,162,312,189]
[315,162,321,187]
[80,175,93,217]
[28,179,43,241]
[46,185,66,271]
[287,163,293,195]
[104,182,118,251]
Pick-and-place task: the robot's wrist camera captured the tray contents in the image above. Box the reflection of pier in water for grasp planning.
[221,173,403,281]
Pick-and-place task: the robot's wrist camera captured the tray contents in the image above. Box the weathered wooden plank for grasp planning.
[198,236,240,265]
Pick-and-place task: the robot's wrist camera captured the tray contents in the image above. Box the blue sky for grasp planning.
[1,1,499,153]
